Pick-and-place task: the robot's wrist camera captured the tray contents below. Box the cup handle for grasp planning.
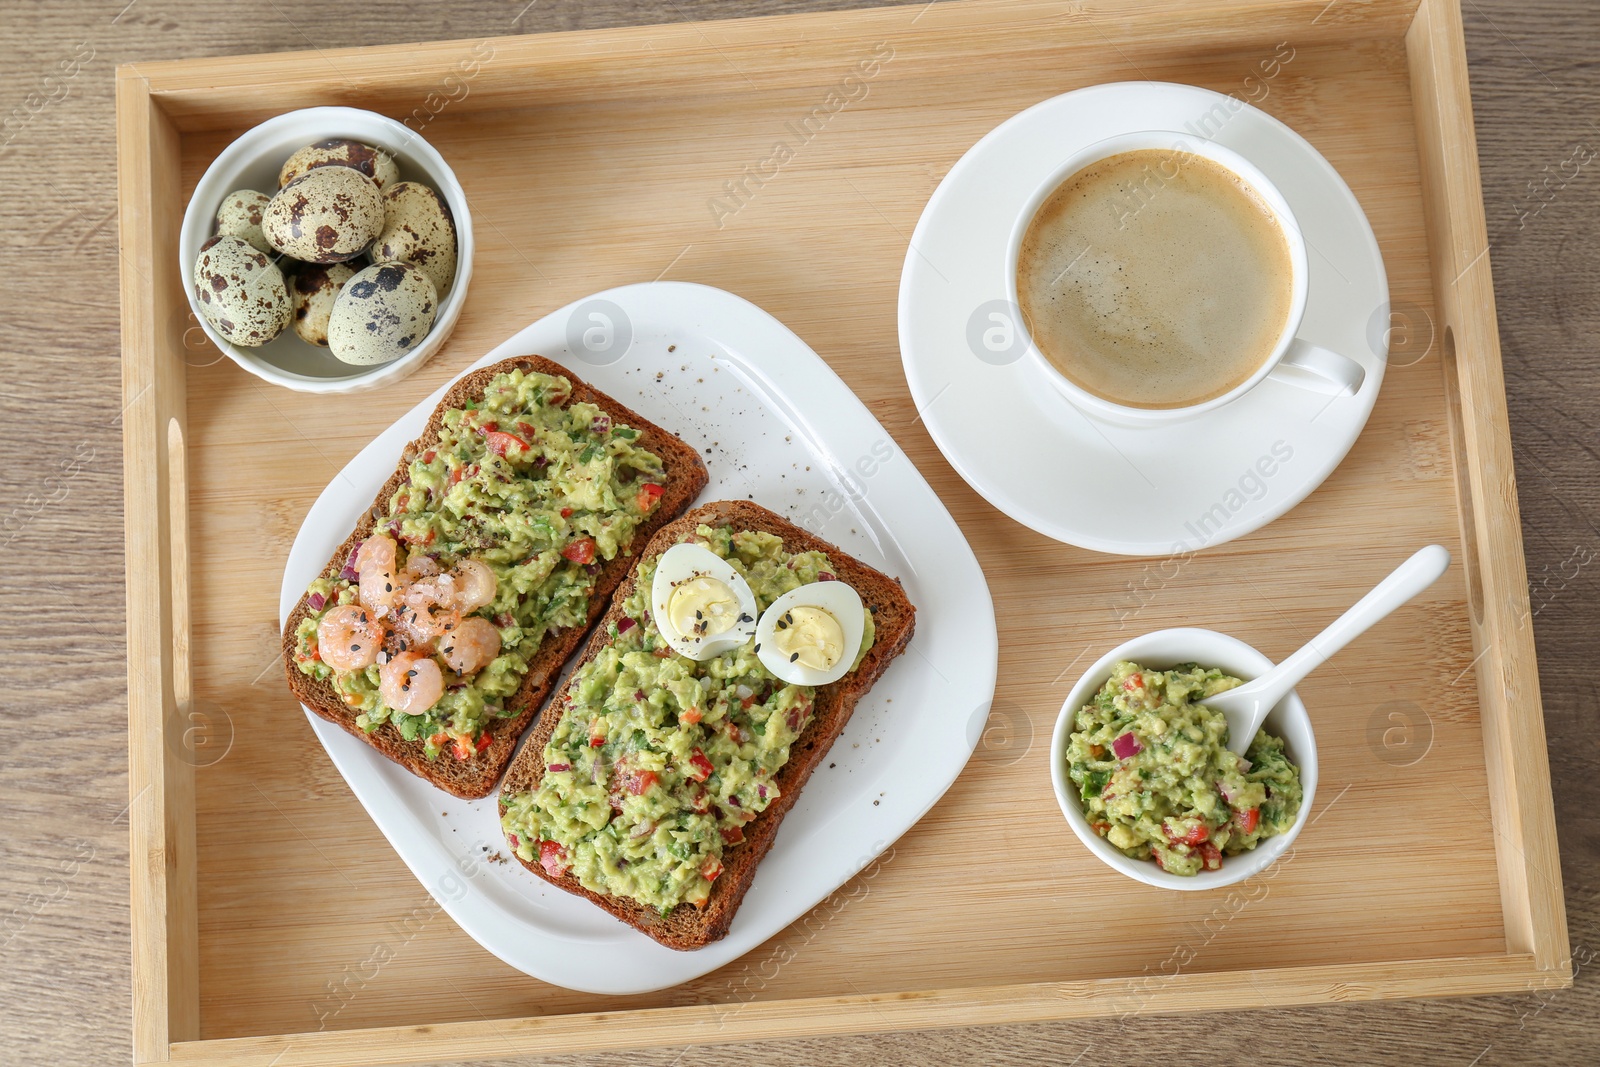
[1271,338,1366,397]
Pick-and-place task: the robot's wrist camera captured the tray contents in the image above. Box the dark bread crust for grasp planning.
[281,355,709,799]
[499,500,916,950]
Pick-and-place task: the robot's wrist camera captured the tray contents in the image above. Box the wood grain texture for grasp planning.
[148,7,1531,1053]
[2,1,1597,1066]
[1407,0,1567,973]
[114,65,200,1060]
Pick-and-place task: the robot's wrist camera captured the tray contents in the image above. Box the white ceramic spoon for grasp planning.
[1209,545,1452,755]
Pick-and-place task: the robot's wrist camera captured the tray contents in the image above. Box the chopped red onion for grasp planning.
[617,617,637,634]
[546,763,571,773]
[591,414,612,434]
[307,592,326,611]
[818,572,837,582]
[1111,732,1143,759]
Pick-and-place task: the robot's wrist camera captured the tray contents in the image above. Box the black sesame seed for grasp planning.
[790,652,799,663]
[350,643,359,651]
[754,643,761,653]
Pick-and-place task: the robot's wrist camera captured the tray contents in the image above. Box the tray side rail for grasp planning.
[1404,0,1569,977]
[117,65,201,1063]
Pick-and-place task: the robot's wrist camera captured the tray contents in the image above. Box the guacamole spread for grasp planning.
[1066,661,1301,876]
[291,367,667,760]
[501,524,876,914]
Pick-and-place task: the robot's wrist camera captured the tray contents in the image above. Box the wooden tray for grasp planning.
[116,0,1569,1063]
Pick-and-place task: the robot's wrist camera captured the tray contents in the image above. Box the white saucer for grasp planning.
[898,82,1389,556]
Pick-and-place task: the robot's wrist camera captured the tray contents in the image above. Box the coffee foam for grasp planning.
[1017,149,1293,409]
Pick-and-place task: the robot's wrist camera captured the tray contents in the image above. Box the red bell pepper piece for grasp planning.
[1163,819,1210,847]
[539,840,569,876]
[483,429,530,457]
[636,483,664,512]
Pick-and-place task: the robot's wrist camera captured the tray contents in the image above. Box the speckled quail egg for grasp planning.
[191,235,291,347]
[650,543,760,660]
[327,262,437,365]
[754,580,865,686]
[279,138,399,191]
[371,181,457,298]
[262,166,384,264]
[212,189,272,254]
[288,262,358,347]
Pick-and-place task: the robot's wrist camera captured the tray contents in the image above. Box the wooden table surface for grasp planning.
[2,1,1595,1064]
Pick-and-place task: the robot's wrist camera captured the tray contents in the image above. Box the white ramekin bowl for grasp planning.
[178,106,474,394]
[1049,627,1318,890]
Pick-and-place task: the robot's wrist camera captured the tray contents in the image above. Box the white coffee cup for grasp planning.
[1004,131,1364,425]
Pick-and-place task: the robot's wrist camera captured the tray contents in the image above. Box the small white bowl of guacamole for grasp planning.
[1049,627,1318,890]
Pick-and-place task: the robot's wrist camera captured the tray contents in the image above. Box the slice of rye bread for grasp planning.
[281,354,709,800]
[498,499,917,950]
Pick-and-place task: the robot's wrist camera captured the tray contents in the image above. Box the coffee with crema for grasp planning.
[1016,149,1293,409]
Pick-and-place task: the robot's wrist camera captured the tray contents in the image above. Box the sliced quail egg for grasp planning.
[650,543,758,661]
[755,581,865,686]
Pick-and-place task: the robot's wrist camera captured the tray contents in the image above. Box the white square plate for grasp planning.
[278,281,997,994]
